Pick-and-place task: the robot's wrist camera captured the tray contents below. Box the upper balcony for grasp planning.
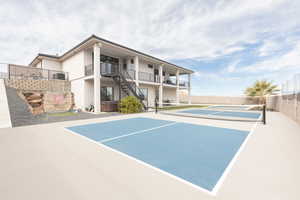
[82,46,191,88]
[83,62,189,88]
[84,63,161,84]
[0,63,69,81]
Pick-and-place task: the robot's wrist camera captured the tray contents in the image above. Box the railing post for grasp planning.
[262,104,266,125]
[8,64,10,80]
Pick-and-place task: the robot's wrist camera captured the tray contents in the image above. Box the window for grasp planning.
[148,64,153,69]
[101,86,114,101]
[131,59,134,64]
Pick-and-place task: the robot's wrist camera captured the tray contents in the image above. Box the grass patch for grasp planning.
[158,105,208,111]
[47,112,78,117]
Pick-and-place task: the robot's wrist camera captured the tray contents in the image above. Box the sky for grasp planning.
[0,0,300,96]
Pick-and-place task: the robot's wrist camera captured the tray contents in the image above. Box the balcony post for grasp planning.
[134,56,139,86]
[188,73,191,104]
[93,43,102,113]
[159,64,163,107]
[176,70,180,105]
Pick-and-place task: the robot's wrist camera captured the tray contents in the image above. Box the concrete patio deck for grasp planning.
[0,111,299,200]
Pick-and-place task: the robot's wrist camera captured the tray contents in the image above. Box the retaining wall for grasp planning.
[5,79,71,92]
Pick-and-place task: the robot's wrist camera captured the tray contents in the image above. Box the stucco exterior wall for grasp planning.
[163,87,176,102]
[139,60,154,73]
[35,61,42,68]
[62,51,85,80]
[42,59,62,71]
[71,79,85,109]
[84,79,94,108]
[84,49,93,66]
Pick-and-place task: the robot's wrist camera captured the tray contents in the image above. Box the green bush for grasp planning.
[119,96,142,113]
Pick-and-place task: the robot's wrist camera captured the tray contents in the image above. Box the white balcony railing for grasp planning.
[138,71,160,83]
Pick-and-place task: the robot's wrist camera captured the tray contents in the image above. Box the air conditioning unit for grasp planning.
[52,73,65,80]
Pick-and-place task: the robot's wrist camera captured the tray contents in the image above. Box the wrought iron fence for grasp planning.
[163,78,176,85]
[179,81,189,87]
[100,62,119,76]
[123,69,135,79]
[0,63,68,80]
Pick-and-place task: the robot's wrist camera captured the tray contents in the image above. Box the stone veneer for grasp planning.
[5,79,74,114]
[43,92,74,113]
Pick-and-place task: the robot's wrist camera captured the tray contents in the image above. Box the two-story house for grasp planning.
[28,35,193,112]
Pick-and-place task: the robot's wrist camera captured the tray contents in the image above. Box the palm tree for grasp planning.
[245,80,279,104]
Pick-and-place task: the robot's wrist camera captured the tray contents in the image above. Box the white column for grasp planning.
[176,70,180,105]
[134,56,139,86]
[93,43,102,113]
[188,73,191,104]
[159,64,163,107]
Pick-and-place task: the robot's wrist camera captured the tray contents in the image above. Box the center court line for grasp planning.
[207,110,225,116]
[100,122,178,143]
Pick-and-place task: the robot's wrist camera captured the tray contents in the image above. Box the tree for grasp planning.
[244,80,279,104]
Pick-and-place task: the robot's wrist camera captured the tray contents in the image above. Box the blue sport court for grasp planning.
[67,117,250,192]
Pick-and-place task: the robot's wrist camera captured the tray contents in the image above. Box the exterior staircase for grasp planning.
[5,86,38,127]
[101,67,147,110]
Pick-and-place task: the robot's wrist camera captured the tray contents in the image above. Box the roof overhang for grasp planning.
[29,35,194,74]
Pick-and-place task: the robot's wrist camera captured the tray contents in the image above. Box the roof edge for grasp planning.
[29,34,194,73]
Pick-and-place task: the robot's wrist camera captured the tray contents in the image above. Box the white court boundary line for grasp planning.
[64,116,262,196]
[100,122,178,143]
[211,114,262,194]
[64,127,213,195]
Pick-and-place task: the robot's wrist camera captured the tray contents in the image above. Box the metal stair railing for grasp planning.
[118,70,147,110]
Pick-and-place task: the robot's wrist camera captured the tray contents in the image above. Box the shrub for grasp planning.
[119,96,142,113]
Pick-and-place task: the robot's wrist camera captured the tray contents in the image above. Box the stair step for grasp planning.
[5,87,37,127]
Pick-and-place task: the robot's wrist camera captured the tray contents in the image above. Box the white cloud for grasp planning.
[241,42,300,73]
[222,60,240,73]
[0,0,299,65]
[258,40,282,57]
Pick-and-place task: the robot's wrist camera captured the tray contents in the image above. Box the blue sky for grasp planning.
[0,0,300,96]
